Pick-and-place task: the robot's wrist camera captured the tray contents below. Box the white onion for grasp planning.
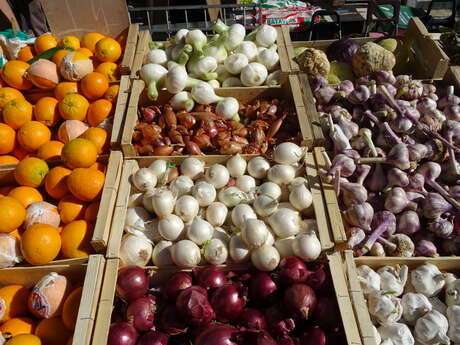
[251,245,280,271]
[186,217,214,245]
[289,183,313,211]
[300,219,318,234]
[148,160,168,177]
[206,202,228,227]
[120,234,153,266]
[274,237,295,257]
[236,175,256,193]
[229,234,250,263]
[205,164,230,189]
[268,208,301,238]
[231,204,257,230]
[265,228,275,246]
[175,195,200,223]
[247,156,270,179]
[241,219,268,249]
[192,181,216,207]
[291,177,308,186]
[213,227,231,243]
[124,207,151,233]
[151,188,175,219]
[267,165,296,185]
[203,238,228,265]
[132,168,157,191]
[257,182,282,200]
[142,190,156,213]
[181,158,205,180]
[170,175,194,197]
[218,186,246,207]
[158,214,184,241]
[171,240,201,267]
[253,195,278,217]
[144,219,162,242]
[152,240,173,266]
[278,202,297,211]
[292,233,321,261]
[273,143,304,165]
[226,154,247,177]
[128,193,144,208]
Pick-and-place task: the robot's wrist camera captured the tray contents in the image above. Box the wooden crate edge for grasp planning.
[120,24,140,76]
[130,30,151,79]
[121,79,144,157]
[110,76,131,148]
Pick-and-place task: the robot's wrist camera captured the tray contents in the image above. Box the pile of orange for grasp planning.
[0,275,82,344]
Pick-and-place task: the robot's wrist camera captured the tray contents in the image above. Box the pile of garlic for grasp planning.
[357,263,460,345]
[120,143,321,271]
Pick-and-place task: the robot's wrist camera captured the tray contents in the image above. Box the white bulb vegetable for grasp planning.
[378,265,408,297]
[253,195,278,217]
[203,238,228,265]
[170,91,195,112]
[171,240,201,268]
[229,234,250,263]
[206,202,228,227]
[236,175,256,193]
[369,292,403,325]
[124,207,151,233]
[402,293,432,325]
[192,181,216,207]
[251,245,280,271]
[142,190,156,213]
[240,62,268,86]
[274,142,304,165]
[235,41,258,61]
[148,160,168,178]
[222,77,243,87]
[224,53,248,75]
[267,164,296,185]
[289,183,313,212]
[216,97,239,120]
[170,175,194,197]
[226,154,247,177]
[174,195,200,223]
[181,157,205,180]
[247,156,270,179]
[147,49,167,66]
[411,264,446,297]
[274,237,295,258]
[212,227,231,244]
[158,214,184,241]
[241,219,268,249]
[378,323,414,345]
[120,234,153,267]
[255,25,277,47]
[257,182,282,200]
[186,217,214,245]
[268,208,301,238]
[292,232,321,261]
[132,168,157,191]
[218,186,246,207]
[231,204,257,230]
[152,240,173,266]
[356,265,381,296]
[257,47,279,71]
[205,164,230,189]
[151,188,175,219]
[414,310,449,345]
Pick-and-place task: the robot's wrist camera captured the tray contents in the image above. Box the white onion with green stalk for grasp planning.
[139,63,167,101]
[240,62,268,86]
[170,43,193,65]
[146,49,167,66]
[216,97,239,120]
[212,19,246,51]
[188,55,218,81]
[257,46,279,71]
[169,91,194,112]
[216,64,232,83]
[224,53,248,75]
[208,79,220,89]
[191,81,226,105]
[165,65,201,94]
[174,29,189,44]
[185,29,207,54]
[235,41,258,62]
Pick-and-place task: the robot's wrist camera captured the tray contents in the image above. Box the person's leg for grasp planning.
[27,0,48,36]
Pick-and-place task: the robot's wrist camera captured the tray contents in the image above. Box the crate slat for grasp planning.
[130,30,152,79]
[110,75,131,148]
[120,24,140,75]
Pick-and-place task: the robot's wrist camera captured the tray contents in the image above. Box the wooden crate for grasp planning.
[343,250,460,345]
[0,254,105,345]
[106,152,334,260]
[121,74,313,158]
[110,75,131,148]
[93,252,362,345]
[0,150,123,258]
[129,28,291,80]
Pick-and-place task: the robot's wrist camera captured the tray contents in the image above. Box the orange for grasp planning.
[3,98,33,129]
[5,334,41,345]
[21,224,61,265]
[104,84,119,103]
[35,317,71,345]
[54,82,78,101]
[14,157,49,187]
[8,187,43,208]
[62,287,82,330]
[80,72,109,101]
[58,93,89,121]
[60,220,93,258]
[0,285,29,322]
[80,127,108,154]
[84,201,99,222]
[89,162,106,173]
[1,61,33,90]
[44,166,71,200]
[81,32,105,53]
[76,47,93,57]
[17,46,35,62]
[11,146,28,161]
[0,197,26,233]
[94,37,122,63]
[36,141,64,160]
[51,49,71,67]
[95,62,119,82]
[17,121,51,152]
[34,33,57,54]
[67,168,104,202]
[0,124,16,154]
[0,317,36,338]
[0,155,19,165]
[57,120,88,144]
[86,99,112,127]
[9,228,23,241]
[24,90,54,105]
[61,138,97,169]
[58,195,87,224]
[59,36,80,50]
[34,97,60,127]
[0,87,24,109]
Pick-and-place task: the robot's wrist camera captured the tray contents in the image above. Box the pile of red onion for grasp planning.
[107,257,346,345]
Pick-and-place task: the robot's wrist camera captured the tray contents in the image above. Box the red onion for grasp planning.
[159,305,187,335]
[107,322,138,345]
[277,336,298,345]
[239,330,277,345]
[126,295,156,331]
[249,272,277,303]
[283,283,317,319]
[237,308,267,330]
[176,286,214,325]
[300,327,326,345]
[312,296,341,331]
[164,272,193,301]
[116,266,149,302]
[211,284,246,322]
[194,266,228,290]
[305,263,327,291]
[194,324,238,345]
[265,306,296,336]
[137,330,168,345]
[278,256,311,284]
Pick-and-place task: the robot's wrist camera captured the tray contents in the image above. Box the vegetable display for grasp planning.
[108,260,347,345]
[121,148,322,270]
[134,98,301,156]
[357,263,460,345]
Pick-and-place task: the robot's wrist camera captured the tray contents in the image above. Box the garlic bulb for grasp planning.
[447,305,460,343]
[414,310,449,345]
[368,292,403,325]
[378,265,408,296]
[356,265,381,296]
[378,323,414,345]
[401,293,432,325]
[411,264,446,297]
[445,278,460,306]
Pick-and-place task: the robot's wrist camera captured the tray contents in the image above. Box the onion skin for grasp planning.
[164,272,193,301]
[300,326,327,345]
[126,295,156,331]
[249,272,277,303]
[312,296,341,331]
[279,256,311,284]
[283,283,317,319]
[238,330,277,345]
[211,284,246,322]
[265,306,296,336]
[237,308,267,330]
[176,286,214,326]
[136,330,169,345]
[158,305,187,335]
[194,266,228,290]
[116,266,149,302]
[194,324,238,345]
[107,322,139,345]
